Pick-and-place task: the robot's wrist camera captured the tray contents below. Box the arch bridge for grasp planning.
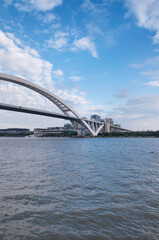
[0,73,104,137]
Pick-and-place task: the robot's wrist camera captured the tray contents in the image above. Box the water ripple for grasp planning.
[0,137,159,239]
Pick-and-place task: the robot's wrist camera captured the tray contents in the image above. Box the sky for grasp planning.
[0,0,159,130]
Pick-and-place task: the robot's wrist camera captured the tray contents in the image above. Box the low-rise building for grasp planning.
[34,124,75,136]
[91,115,101,121]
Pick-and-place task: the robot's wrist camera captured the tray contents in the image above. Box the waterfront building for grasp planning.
[91,115,101,121]
[34,124,75,136]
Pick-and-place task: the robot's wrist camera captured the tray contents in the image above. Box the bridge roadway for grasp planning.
[109,124,131,132]
[0,103,102,124]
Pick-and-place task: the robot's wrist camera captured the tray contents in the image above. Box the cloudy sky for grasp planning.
[0,0,159,130]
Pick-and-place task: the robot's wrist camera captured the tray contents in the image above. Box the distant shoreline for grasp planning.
[1,131,159,138]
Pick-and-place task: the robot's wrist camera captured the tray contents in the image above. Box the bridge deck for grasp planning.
[0,103,102,124]
[0,103,105,124]
[0,103,81,121]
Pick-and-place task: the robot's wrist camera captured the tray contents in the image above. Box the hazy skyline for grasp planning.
[0,0,159,130]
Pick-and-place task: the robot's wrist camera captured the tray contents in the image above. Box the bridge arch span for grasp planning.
[0,73,102,136]
[0,73,80,118]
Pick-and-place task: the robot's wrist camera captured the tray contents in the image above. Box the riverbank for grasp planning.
[0,130,159,137]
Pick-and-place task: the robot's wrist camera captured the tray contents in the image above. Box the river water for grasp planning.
[0,137,159,240]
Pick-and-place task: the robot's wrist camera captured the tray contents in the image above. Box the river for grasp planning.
[0,137,159,240]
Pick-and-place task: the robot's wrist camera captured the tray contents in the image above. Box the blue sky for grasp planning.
[0,0,159,130]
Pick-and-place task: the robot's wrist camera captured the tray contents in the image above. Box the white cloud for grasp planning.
[129,63,144,69]
[46,32,98,59]
[143,70,159,80]
[0,30,54,88]
[86,23,103,37]
[15,0,62,12]
[14,3,30,12]
[143,70,159,87]
[81,0,110,14]
[153,49,159,52]
[81,0,98,13]
[30,0,62,11]
[53,69,64,78]
[6,32,22,46]
[146,81,159,87]
[40,13,56,23]
[145,55,159,65]
[129,56,159,88]
[46,32,68,50]
[70,76,82,82]
[24,46,40,57]
[125,0,159,43]
[51,23,61,29]
[49,38,67,49]
[73,37,98,58]
[57,89,90,107]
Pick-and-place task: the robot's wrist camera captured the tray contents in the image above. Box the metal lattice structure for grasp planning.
[0,73,104,136]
